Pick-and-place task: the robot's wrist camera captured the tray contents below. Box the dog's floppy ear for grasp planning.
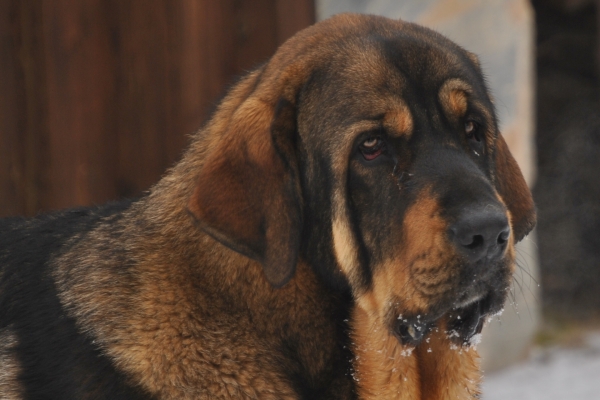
[188,95,302,288]
[494,134,536,242]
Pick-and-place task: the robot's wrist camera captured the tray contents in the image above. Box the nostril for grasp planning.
[497,229,509,245]
[465,234,484,250]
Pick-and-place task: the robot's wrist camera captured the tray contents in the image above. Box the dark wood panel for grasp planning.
[0,1,51,216]
[0,0,315,217]
[0,0,27,216]
[18,1,50,216]
[275,0,316,45]
[40,0,119,210]
[112,0,174,197]
[236,0,279,70]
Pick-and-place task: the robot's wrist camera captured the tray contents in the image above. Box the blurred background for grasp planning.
[1,0,599,397]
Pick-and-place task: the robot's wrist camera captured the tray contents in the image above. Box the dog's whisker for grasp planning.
[511,275,535,321]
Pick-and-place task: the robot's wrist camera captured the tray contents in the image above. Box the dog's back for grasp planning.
[0,201,155,399]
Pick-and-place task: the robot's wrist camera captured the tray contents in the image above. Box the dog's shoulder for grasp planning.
[0,200,155,400]
[0,199,138,328]
[0,200,135,282]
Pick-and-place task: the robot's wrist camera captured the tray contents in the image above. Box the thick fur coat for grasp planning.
[0,14,535,400]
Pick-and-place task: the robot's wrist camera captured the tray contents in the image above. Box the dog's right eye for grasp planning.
[359,137,385,161]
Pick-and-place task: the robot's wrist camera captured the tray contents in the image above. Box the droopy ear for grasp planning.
[188,98,302,287]
[494,134,536,242]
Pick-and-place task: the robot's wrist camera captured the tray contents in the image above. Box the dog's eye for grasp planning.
[464,121,481,142]
[464,120,485,156]
[359,137,385,161]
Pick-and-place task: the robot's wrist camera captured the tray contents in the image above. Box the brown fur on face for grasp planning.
[439,79,471,120]
[355,191,458,320]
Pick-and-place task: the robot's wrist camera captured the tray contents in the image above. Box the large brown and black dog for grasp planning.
[0,14,535,400]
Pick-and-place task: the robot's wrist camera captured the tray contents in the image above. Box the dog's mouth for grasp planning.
[393,315,435,346]
[391,251,513,347]
[445,298,486,345]
[392,293,495,347]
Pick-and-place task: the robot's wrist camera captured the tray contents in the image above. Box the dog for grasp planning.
[0,13,535,400]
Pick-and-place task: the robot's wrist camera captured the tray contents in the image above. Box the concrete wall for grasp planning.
[317,0,539,371]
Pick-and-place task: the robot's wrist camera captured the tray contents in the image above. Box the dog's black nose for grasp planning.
[449,206,510,263]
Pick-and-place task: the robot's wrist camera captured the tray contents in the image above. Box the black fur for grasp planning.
[0,201,155,400]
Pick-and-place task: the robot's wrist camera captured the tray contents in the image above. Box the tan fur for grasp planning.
[449,90,468,117]
[439,79,471,120]
[416,320,481,400]
[351,192,464,399]
[55,222,344,399]
[352,306,421,399]
[384,102,414,138]
[401,195,459,305]
[333,216,363,288]
[352,312,482,400]
[0,327,23,400]
[355,191,458,317]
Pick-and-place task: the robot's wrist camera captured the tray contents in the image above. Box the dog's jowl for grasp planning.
[0,14,535,400]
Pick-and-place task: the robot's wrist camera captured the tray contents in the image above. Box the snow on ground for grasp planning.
[482,333,600,400]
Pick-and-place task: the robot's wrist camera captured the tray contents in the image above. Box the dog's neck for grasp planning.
[351,306,482,399]
[79,194,355,397]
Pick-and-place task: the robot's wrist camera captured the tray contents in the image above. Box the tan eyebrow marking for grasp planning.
[439,79,472,119]
[384,101,413,138]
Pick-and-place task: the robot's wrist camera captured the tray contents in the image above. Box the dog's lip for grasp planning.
[453,292,486,309]
[391,291,495,347]
[446,299,484,344]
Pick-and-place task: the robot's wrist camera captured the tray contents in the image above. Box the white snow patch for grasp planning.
[483,333,600,400]
[447,330,460,338]
[469,333,482,348]
[400,347,414,357]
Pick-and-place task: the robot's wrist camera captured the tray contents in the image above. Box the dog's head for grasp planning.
[188,14,535,345]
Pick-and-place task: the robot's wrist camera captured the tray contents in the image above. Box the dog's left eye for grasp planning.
[359,137,385,161]
[465,121,481,142]
[464,120,485,156]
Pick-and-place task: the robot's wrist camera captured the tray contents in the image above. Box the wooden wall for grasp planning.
[0,0,314,217]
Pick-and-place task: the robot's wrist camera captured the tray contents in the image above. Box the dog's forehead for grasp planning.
[317,24,475,93]
[300,29,485,127]
[337,30,481,99]
[293,15,497,160]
